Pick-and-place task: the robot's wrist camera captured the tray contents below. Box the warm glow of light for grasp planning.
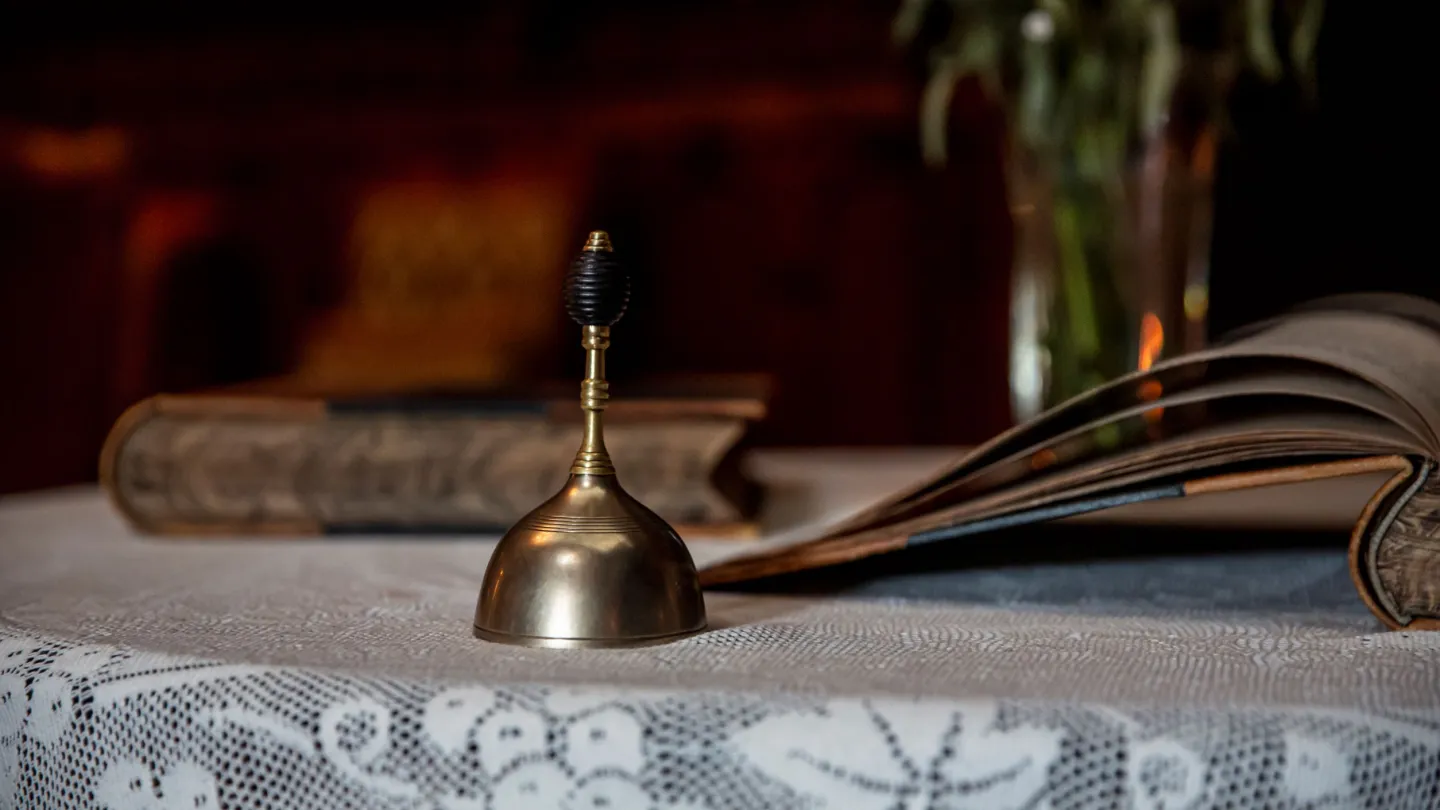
[1192,126,1217,178]
[1184,284,1209,322]
[1137,312,1164,372]
[15,127,129,178]
[1029,448,1058,471]
[1137,314,1166,426]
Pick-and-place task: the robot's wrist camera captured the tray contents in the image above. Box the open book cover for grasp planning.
[700,293,1440,631]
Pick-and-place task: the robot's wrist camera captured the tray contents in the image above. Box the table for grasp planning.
[3,451,1439,809]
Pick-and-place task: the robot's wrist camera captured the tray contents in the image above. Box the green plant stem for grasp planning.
[1053,197,1101,359]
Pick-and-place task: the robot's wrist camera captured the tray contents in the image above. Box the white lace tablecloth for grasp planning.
[3,452,1440,810]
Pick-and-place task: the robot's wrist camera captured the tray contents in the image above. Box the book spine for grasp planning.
[1356,459,1440,629]
[100,395,754,536]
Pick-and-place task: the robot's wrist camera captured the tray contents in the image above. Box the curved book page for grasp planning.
[701,295,1440,623]
[855,366,1432,536]
[703,410,1421,586]
[819,295,1440,542]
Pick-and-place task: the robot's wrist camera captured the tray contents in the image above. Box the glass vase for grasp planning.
[1008,49,1223,423]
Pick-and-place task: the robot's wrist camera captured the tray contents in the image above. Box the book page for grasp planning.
[1222,310,1440,450]
[827,298,1440,538]
[701,295,1440,583]
[701,412,1417,585]
[850,409,1418,544]
[849,366,1431,533]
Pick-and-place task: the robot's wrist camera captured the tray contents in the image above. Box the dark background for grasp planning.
[0,2,1433,495]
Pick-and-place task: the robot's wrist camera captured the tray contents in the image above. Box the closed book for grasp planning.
[101,375,768,537]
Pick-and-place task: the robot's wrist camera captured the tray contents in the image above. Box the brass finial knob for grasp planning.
[473,231,707,647]
[583,230,613,252]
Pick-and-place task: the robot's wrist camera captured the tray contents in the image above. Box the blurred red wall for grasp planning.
[0,3,1014,494]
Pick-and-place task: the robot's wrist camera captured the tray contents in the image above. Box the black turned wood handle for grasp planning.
[564,230,629,327]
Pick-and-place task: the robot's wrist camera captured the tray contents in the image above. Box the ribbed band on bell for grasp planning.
[563,249,630,327]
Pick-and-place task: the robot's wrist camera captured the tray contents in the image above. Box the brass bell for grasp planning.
[472,230,707,647]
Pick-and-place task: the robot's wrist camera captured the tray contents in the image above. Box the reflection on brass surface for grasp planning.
[472,474,705,648]
[583,231,613,252]
[473,231,707,647]
[518,514,642,533]
[571,326,615,476]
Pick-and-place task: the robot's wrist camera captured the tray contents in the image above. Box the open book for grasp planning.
[700,293,1440,631]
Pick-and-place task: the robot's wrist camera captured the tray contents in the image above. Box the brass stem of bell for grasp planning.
[570,325,615,475]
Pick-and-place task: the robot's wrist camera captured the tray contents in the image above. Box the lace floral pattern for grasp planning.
[3,626,1438,810]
